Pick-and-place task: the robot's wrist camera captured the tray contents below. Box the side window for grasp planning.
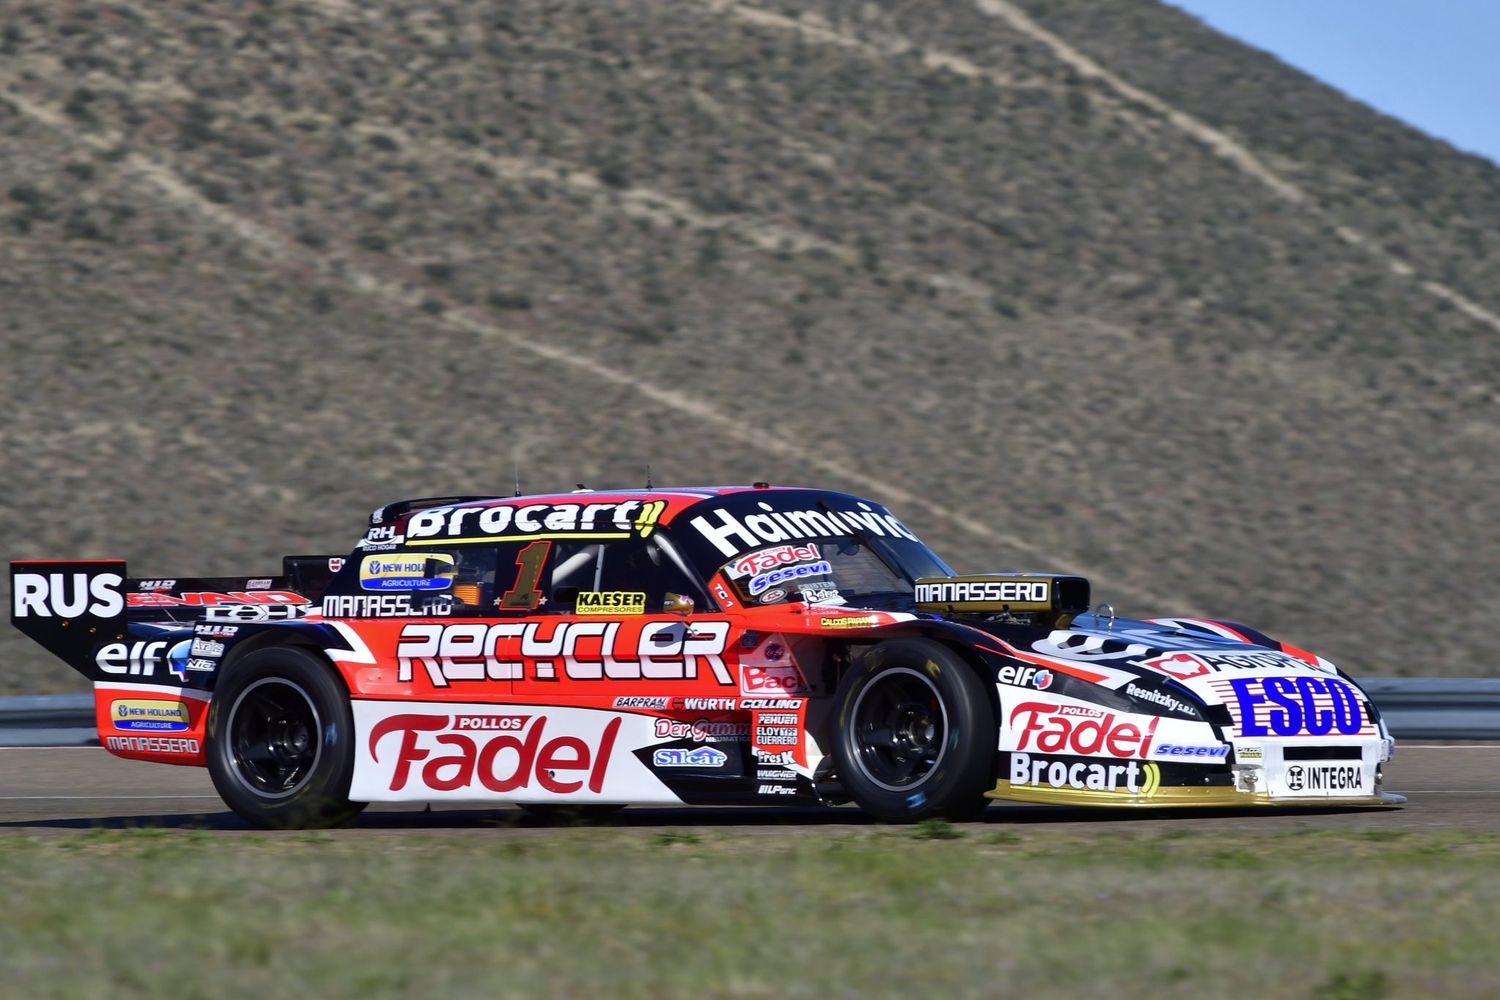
[514,538,703,615]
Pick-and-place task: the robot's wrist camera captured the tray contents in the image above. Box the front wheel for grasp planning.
[207,646,366,829]
[832,638,995,821]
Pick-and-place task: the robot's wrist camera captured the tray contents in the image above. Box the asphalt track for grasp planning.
[0,745,1494,836]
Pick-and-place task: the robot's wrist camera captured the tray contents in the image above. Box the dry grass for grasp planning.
[2,0,1498,692]
[0,826,1497,997]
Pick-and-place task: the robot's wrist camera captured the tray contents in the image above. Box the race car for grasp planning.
[10,485,1401,828]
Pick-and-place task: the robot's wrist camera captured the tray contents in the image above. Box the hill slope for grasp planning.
[2,0,1496,692]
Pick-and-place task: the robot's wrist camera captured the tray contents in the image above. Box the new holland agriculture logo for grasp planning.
[110,699,190,733]
[360,554,456,592]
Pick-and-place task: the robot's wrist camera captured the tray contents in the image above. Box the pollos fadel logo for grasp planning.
[1009,701,1160,759]
[369,713,620,795]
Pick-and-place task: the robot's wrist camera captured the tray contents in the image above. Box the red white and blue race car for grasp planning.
[11,485,1401,827]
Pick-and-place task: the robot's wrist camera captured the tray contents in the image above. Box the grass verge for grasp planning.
[0,826,1496,998]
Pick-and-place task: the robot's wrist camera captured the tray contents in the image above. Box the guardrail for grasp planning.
[2,679,1498,746]
[1358,678,1500,741]
[0,694,96,747]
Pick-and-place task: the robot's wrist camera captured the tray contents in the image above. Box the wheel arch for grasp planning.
[210,623,348,695]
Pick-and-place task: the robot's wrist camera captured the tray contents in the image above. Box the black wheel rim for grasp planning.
[224,678,322,799]
[850,668,949,791]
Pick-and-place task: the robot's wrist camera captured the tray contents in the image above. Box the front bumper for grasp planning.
[986,736,1404,808]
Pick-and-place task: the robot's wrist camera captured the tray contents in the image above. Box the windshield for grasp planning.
[720,537,951,610]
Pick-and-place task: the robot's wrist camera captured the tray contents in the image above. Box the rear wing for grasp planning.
[10,555,344,681]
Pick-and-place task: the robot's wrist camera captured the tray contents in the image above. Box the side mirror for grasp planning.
[662,592,694,616]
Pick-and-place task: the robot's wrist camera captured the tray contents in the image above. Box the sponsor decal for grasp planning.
[741,662,806,694]
[614,696,671,710]
[739,699,804,710]
[1146,650,1331,679]
[95,640,168,676]
[369,713,621,794]
[727,543,823,579]
[753,747,796,765]
[1125,683,1196,717]
[194,624,238,639]
[798,585,843,605]
[739,633,808,697]
[128,590,310,608]
[1286,764,1363,792]
[13,572,124,618]
[246,578,273,590]
[652,746,728,768]
[818,615,880,630]
[1142,652,1211,681]
[137,579,176,592]
[202,603,313,623]
[1010,752,1161,796]
[758,784,797,796]
[713,582,736,608]
[1009,701,1160,759]
[105,735,200,754]
[406,500,668,543]
[359,554,456,592]
[576,591,647,616]
[110,699,190,733]
[1200,650,1326,672]
[395,620,733,687]
[1225,677,1365,737]
[996,665,1053,690]
[189,638,225,658]
[1154,742,1229,759]
[321,594,454,618]
[684,698,737,711]
[96,639,193,680]
[1237,744,1264,761]
[329,558,345,572]
[746,561,832,597]
[363,525,400,545]
[758,589,788,604]
[655,718,752,742]
[755,725,799,746]
[915,579,1050,605]
[184,657,217,673]
[451,714,528,731]
[691,502,921,559]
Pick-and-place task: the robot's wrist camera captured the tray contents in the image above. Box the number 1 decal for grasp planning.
[498,541,550,610]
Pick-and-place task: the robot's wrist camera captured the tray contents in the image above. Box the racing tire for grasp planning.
[832,638,995,822]
[207,646,366,830]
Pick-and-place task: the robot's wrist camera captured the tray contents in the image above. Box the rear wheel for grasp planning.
[207,646,365,829]
[832,638,995,821]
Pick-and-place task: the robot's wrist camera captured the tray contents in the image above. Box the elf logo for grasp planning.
[13,572,124,618]
[95,639,192,678]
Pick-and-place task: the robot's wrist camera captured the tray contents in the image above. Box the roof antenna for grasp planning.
[645,463,653,490]
[513,459,522,498]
